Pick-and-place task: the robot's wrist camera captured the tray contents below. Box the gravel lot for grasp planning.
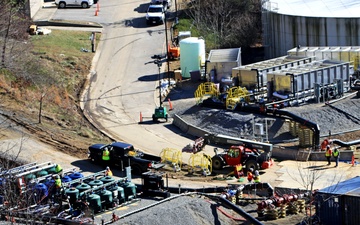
[167,80,360,143]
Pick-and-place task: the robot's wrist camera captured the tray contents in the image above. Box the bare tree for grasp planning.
[184,0,262,49]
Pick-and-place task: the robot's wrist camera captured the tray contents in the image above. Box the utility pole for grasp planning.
[164,13,170,86]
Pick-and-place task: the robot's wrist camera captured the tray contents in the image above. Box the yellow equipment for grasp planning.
[225,86,250,110]
[160,148,182,172]
[194,82,219,105]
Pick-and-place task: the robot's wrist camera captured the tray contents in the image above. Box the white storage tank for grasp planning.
[180,37,205,78]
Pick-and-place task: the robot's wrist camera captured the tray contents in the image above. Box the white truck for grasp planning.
[151,0,172,10]
[55,0,94,8]
[146,4,165,25]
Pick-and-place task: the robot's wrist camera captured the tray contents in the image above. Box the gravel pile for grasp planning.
[119,195,240,225]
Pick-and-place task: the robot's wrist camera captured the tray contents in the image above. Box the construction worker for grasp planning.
[332,148,340,167]
[253,169,261,183]
[325,145,332,165]
[54,164,63,177]
[102,147,110,162]
[53,174,62,195]
[105,166,113,176]
[247,168,253,183]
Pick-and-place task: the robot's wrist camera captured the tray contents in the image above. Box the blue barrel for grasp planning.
[61,175,72,183]
[100,176,115,184]
[34,183,49,202]
[69,172,84,180]
[89,180,103,188]
[44,179,55,189]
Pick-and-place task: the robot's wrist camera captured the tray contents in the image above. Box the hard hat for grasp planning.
[106,166,110,170]
[249,168,254,172]
[326,145,330,149]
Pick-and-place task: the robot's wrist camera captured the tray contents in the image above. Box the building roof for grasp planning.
[268,0,360,18]
[207,48,241,63]
[318,176,360,196]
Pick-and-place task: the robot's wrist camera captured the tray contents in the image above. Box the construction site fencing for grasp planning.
[188,153,212,175]
[160,148,182,172]
[194,82,219,104]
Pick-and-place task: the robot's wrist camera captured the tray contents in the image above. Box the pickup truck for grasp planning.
[88,142,165,175]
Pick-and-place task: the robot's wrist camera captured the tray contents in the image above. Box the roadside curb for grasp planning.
[35,19,103,28]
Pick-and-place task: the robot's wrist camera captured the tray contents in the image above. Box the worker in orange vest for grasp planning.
[325,145,332,165]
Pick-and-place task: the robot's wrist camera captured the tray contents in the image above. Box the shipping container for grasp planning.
[267,60,352,94]
[206,48,241,83]
[231,56,314,89]
[287,46,360,71]
[316,176,360,225]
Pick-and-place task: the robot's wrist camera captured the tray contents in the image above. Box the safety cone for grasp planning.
[168,98,173,111]
[139,112,143,124]
[95,9,98,16]
[351,154,355,166]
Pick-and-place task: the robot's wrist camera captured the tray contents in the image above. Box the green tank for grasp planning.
[65,188,79,205]
[99,189,113,209]
[36,170,48,178]
[87,193,102,213]
[100,176,115,184]
[76,183,91,197]
[47,166,57,174]
[108,185,125,204]
[88,180,103,188]
[122,182,137,201]
[25,174,36,182]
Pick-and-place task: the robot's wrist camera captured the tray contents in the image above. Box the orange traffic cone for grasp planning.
[139,112,143,123]
[95,9,98,16]
[351,154,355,166]
[168,98,173,111]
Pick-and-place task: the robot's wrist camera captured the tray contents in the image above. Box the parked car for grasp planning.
[146,4,165,25]
[55,0,94,9]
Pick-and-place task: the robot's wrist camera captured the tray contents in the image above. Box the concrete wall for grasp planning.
[264,13,360,59]
[29,0,43,19]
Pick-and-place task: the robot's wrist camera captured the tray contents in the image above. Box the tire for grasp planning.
[245,159,259,172]
[81,2,89,8]
[165,114,168,122]
[152,114,157,122]
[58,2,66,8]
[131,165,143,175]
[212,156,224,170]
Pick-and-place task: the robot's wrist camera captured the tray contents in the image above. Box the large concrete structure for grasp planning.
[262,0,360,59]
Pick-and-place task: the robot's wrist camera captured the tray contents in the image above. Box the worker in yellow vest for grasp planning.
[253,170,261,183]
[332,148,340,167]
[102,147,110,161]
[325,145,332,166]
[105,166,113,176]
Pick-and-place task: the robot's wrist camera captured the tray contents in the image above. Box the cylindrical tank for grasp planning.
[87,193,102,213]
[122,182,137,201]
[65,187,79,205]
[69,172,84,180]
[25,174,36,182]
[47,166,56,174]
[88,180,103,188]
[34,183,48,202]
[99,189,113,209]
[180,37,206,78]
[100,176,115,184]
[76,183,91,197]
[61,175,72,183]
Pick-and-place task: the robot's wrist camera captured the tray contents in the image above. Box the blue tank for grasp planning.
[34,183,49,202]
[61,175,72,183]
[44,179,55,189]
[69,172,84,180]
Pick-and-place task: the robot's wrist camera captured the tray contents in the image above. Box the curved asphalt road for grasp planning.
[38,0,197,159]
